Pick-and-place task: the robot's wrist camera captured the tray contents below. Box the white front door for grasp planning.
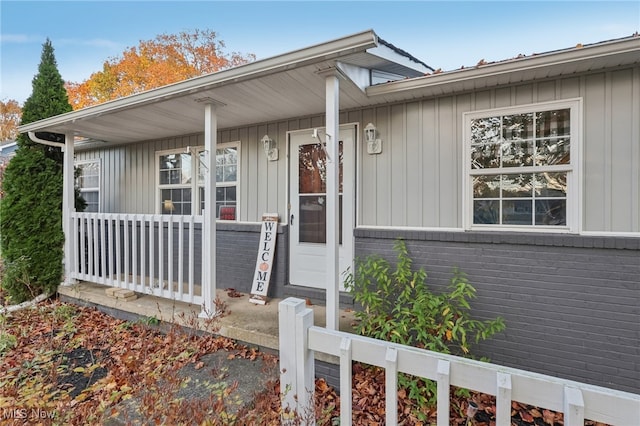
[289,126,355,289]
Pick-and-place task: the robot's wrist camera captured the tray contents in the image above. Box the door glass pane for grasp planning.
[298,143,343,193]
[299,196,342,244]
[299,195,326,243]
[299,144,326,193]
[298,142,343,243]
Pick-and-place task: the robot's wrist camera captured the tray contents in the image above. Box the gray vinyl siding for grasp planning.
[356,66,640,233]
[76,65,639,232]
[76,120,324,221]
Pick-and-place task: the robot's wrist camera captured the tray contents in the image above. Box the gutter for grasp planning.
[28,132,65,148]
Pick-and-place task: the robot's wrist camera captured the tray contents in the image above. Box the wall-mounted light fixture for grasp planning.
[261,134,278,161]
[364,123,382,154]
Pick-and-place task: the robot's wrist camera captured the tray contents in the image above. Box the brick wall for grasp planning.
[354,229,640,394]
[216,222,288,299]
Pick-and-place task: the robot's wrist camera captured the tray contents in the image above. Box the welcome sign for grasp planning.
[250,213,279,305]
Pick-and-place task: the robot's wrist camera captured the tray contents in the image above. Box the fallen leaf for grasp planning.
[543,409,555,424]
[520,410,535,422]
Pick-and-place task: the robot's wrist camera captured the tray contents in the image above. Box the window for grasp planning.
[76,160,101,212]
[157,143,239,219]
[159,151,193,215]
[214,146,238,219]
[465,100,580,231]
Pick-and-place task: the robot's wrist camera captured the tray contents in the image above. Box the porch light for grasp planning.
[261,134,278,161]
[364,123,382,155]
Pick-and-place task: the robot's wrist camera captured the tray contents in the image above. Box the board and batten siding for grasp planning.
[75,116,334,222]
[357,66,640,233]
[77,66,639,234]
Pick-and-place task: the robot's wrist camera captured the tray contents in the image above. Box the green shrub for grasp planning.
[344,239,505,417]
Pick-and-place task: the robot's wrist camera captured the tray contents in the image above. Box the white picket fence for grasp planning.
[279,298,640,426]
[69,212,204,305]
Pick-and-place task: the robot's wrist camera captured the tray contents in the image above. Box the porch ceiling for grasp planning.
[138,67,367,141]
[38,61,374,146]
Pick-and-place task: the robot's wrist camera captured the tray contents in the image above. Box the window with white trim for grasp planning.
[465,100,579,231]
[76,160,101,213]
[157,143,239,219]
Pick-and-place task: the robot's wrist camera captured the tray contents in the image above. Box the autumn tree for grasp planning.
[0,39,72,303]
[66,29,255,109]
[0,99,22,141]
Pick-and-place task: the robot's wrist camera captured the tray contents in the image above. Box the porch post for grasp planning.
[200,101,219,317]
[62,133,76,285]
[322,68,340,330]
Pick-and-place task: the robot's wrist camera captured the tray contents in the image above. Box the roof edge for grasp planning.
[377,37,434,72]
[368,35,640,97]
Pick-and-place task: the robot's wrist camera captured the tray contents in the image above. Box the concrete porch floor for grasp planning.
[58,281,357,362]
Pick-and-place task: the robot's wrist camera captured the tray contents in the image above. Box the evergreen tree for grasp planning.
[19,38,72,161]
[0,39,72,302]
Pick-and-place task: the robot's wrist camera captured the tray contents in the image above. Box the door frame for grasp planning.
[286,123,358,289]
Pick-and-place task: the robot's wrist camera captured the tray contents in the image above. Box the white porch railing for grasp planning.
[69,212,204,306]
[279,298,640,426]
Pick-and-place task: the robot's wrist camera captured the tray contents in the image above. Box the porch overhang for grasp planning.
[17,29,430,147]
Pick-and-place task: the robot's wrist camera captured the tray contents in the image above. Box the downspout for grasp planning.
[27,131,76,285]
[28,131,66,148]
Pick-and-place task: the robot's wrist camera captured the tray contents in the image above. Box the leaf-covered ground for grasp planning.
[0,299,610,425]
[0,299,285,425]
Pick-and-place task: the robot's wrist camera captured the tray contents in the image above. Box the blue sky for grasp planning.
[1,1,639,105]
